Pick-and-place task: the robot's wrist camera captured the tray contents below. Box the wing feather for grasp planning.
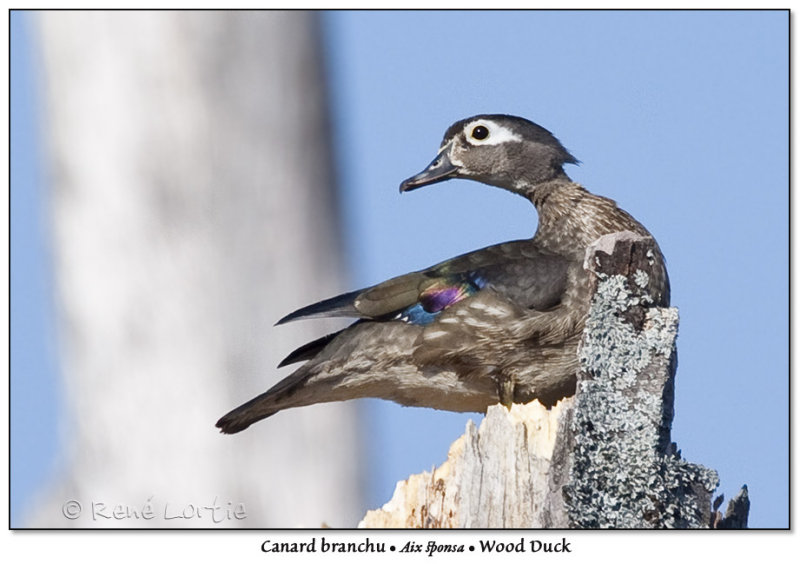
[276,240,571,326]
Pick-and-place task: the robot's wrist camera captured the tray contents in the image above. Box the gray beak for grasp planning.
[399,146,460,193]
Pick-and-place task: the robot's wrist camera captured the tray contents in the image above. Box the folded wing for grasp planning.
[278,240,570,327]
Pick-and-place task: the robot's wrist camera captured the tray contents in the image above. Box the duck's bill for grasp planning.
[399,147,459,192]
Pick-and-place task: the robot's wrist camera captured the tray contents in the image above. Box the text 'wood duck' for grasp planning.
[216,115,669,434]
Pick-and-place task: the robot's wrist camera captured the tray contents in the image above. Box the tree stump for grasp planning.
[360,232,749,529]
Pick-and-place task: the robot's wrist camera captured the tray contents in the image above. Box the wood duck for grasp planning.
[216,114,669,434]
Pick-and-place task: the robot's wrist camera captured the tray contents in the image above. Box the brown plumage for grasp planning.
[216,114,669,434]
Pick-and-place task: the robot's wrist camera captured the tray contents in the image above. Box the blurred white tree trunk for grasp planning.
[30,11,363,527]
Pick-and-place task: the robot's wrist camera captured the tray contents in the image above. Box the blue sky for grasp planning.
[11,10,788,528]
[10,12,62,527]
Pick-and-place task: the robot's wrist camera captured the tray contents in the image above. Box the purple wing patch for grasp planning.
[420,284,470,312]
[395,274,486,325]
[419,275,486,313]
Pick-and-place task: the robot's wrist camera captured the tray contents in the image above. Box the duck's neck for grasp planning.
[523,174,575,208]
[521,177,650,258]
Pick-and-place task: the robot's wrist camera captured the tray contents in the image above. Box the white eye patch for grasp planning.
[463,120,522,146]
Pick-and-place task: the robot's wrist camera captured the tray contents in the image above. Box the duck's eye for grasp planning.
[471,125,489,140]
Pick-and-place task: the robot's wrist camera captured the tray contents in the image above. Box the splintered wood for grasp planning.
[358,399,570,528]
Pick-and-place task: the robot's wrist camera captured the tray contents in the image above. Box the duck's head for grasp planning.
[400,114,577,196]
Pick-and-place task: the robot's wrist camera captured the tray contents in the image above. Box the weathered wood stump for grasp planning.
[360,232,749,528]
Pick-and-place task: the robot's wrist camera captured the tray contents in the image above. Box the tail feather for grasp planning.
[216,368,311,434]
[277,321,365,367]
[215,395,280,434]
[277,330,342,367]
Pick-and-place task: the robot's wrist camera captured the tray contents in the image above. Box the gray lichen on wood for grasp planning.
[557,232,719,527]
[360,231,748,529]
